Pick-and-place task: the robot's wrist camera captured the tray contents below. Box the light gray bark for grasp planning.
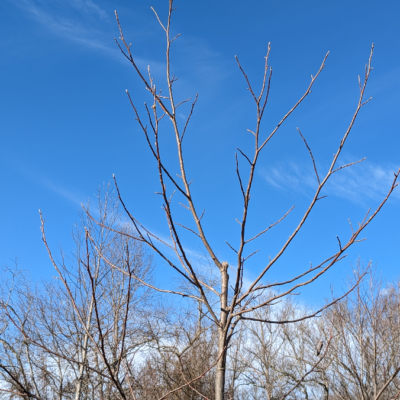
[74,296,94,400]
[215,262,229,400]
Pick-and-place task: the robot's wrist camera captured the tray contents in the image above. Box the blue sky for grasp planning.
[1,0,399,304]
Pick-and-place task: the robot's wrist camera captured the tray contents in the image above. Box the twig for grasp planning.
[297,127,320,185]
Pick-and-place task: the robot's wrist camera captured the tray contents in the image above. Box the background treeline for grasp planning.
[1,193,400,400]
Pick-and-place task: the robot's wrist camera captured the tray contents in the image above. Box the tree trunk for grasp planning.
[75,296,95,400]
[215,262,229,400]
[215,329,228,400]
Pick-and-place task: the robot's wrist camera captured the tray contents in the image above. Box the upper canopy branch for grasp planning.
[259,51,329,153]
[236,45,381,307]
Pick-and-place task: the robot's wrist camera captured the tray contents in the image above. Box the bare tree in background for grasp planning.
[133,303,218,399]
[77,0,400,398]
[239,268,400,400]
[324,267,400,400]
[235,294,331,400]
[0,189,155,399]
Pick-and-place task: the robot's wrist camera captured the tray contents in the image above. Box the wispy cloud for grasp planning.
[261,160,400,204]
[5,154,86,207]
[67,0,108,20]
[38,176,86,207]
[21,0,108,20]
[327,163,400,203]
[11,0,232,97]
[12,0,114,54]
[10,0,177,74]
[263,161,317,195]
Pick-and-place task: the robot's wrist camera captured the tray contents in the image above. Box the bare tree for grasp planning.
[132,303,218,399]
[3,2,399,399]
[0,189,155,399]
[233,293,332,400]
[324,267,400,400]
[76,1,400,398]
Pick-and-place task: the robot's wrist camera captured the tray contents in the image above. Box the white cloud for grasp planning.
[327,162,399,203]
[22,0,108,20]
[68,0,108,20]
[12,0,114,54]
[7,155,86,207]
[10,0,173,74]
[261,159,399,204]
[263,161,317,194]
[39,176,85,207]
